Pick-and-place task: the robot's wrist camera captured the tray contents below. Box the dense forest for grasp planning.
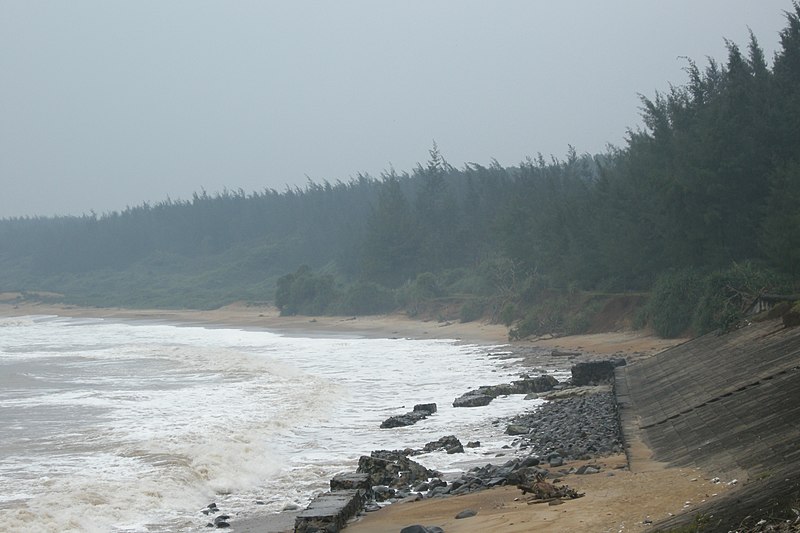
[3,5,800,338]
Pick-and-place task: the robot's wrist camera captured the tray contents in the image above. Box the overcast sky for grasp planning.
[0,1,792,218]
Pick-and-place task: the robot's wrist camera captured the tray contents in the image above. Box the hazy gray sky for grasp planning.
[0,1,792,218]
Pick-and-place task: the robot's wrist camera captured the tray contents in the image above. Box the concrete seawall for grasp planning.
[616,318,800,530]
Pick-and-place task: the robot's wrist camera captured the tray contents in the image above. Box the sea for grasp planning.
[0,315,561,532]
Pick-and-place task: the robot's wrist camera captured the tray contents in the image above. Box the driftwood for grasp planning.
[517,472,584,502]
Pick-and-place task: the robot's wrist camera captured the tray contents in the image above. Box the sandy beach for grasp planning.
[0,300,710,533]
[0,298,680,356]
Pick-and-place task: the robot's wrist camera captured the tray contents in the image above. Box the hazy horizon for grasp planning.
[0,1,792,218]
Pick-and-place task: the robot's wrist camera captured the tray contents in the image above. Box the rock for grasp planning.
[400,526,443,533]
[521,455,540,467]
[509,391,623,460]
[380,403,437,428]
[414,481,430,492]
[455,509,477,519]
[512,375,559,393]
[372,485,395,502]
[357,452,438,488]
[570,359,625,386]
[549,456,564,467]
[380,413,427,429]
[466,441,481,448]
[423,435,464,454]
[413,403,437,414]
[211,515,231,528]
[428,485,450,497]
[506,424,529,435]
[454,375,559,408]
[330,472,372,493]
[282,502,300,511]
[446,443,464,454]
[428,478,447,490]
[452,391,494,407]
[203,503,218,514]
[364,503,381,512]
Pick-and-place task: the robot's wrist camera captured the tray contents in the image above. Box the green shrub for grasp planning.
[499,302,517,326]
[692,262,791,335]
[397,272,445,316]
[647,269,702,338]
[564,301,602,336]
[632,305,649,330]
[412,272,441,299]
[275,265,339,316]
[459,299,485,323]
[508,297,568,340]
[337,282,396,315]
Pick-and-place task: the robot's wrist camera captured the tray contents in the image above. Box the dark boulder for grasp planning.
[380,403,437,428]
[452,390,494,407]
[330,472,372,493]
[453,375,558,407]
[520,455,540,467]
[413,403,437,413]
[505,424,529,436]
[423,435,464,454]
[400,526,444,533]
[357,451,438,488]
[571,359,626,386]
[512,375,559,393]
[372,485,396,502]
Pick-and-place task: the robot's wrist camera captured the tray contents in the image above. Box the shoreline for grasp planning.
[0,300,680,356]
[1,301,702,532]
[0,300,509,345]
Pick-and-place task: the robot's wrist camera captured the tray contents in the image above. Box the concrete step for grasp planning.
[294,488,369,533]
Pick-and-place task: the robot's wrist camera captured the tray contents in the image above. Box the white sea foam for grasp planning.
[0,316,562,532]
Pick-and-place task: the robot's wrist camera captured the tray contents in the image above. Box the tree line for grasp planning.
[2,4,800,336]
